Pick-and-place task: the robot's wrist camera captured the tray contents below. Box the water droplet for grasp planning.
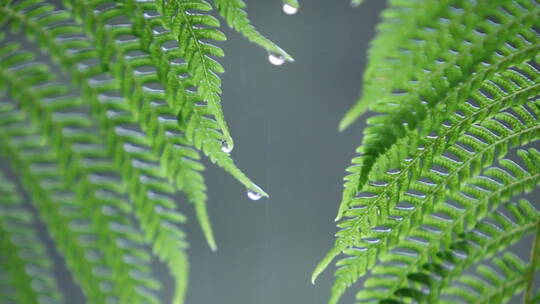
[268,53,285,66]
[282,3,298,15]
[247,189,263,201]
[221,141,233,153]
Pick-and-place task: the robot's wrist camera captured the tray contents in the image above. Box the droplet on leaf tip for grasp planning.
[268,53,285,66]
[247,189,263,201]
[282,3,298,15]
[221,141,233,153]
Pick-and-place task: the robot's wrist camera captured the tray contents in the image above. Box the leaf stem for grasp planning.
[525,219,540,304]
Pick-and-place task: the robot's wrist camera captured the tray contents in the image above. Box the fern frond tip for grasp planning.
[339,99,370,131]
[246,183,268,201]
[312,247,342,285]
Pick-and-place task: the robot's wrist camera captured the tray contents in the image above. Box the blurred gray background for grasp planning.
[2,0,538,303]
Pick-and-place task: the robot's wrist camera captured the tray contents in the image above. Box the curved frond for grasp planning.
[337,0,539,209]
[0,0,283,300]
[0,39,194,302]
[342,0,539,130]
[315,98,540,289]
[325,144,540,304]
[0,0,219,248]
[213,0,293,62]
[440,252,535,304]
[151,0,231,146]
[0,100,159,303]
[0,170,63,304]
[0,0,272,249]
[320,1,540,303]
[337,57,540,220]
[358,199,539,303]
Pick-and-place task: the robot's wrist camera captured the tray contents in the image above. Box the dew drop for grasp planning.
[247,189,263,201]
[221,141,233,153]
[268,53,285,66]
[282,3,298,15]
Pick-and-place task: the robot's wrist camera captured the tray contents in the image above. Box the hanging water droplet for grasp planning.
[221,141,233,153]
[268,53,285,66]
[247,189,263,201]
[282,3,298,15]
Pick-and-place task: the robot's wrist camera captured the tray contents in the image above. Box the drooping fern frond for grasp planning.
[213,0,294,62]
[316,0,540,303]
[0,0,291,302]
[0,40,187,302]
[335,0,539,216]
[0,170,63,304]
[0,98,162,303]
[441,252,536,304]
[358,199,539,303]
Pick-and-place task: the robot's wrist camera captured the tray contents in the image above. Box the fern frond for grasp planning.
[312,0,540,296]
[0,37,195,302]
[68,0,265,198]
[340,0,454,129]
[150,0,230,146]
[342,0,539,130]
[440,252,536,304]
[0,170,63,304]
[320,2,540,301]
[1,0,268,205]
[0,100,159,303]
[0,0,264,253]
[213,0,293,62]
[336,0,539,211]
[0,58,163,303]
[316,101,540,303]
[358,199,539,303]
[138,0,267,197]
[315,94,540,283]
[337,57,540,220]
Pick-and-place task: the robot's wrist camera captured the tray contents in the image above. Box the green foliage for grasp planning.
[0,171,63,304]
[214,0,293,61]
[0,0,290,302]
[315,0,540,303]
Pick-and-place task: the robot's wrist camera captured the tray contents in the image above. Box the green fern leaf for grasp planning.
[213,0,293,62]
[358,199,539,303]
[0,104,161,303]
[0,43,166,302]
[318,1,540,303]
[152,0,232,146]
[440,252,536,304]
[0,170,64,304]
[0,38,193,302]
[315,85,540,291]
[0,0,269,250]
[336,1,539,214]
[1,0,285,300]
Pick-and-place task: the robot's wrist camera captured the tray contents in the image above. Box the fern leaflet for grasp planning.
[0,170,63,304]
